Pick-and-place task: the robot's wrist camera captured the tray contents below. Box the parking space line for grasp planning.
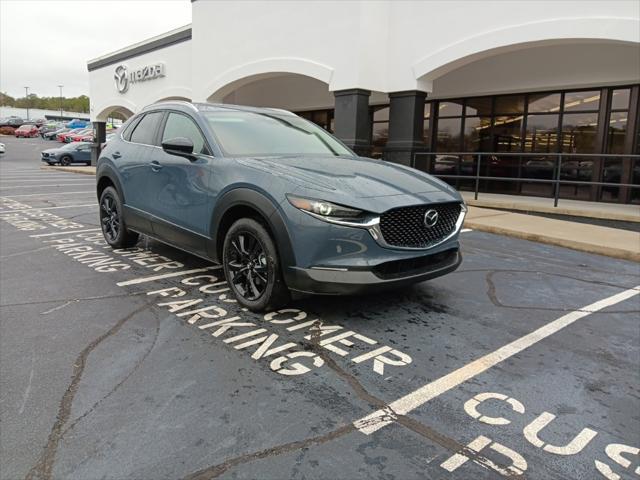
[30,228,101,238]
[0,204,97,214]
[0,191,95,198]
[116,266,223,286]
[354,285,640,435]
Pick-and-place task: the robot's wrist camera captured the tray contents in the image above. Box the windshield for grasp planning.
[202,110,353,157]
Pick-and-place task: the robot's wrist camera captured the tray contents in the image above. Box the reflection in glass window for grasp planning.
[607,111,628,154]
[466,97,492,116]
[492,115,523,152]
[563,90,600,112]
[528,93,561,113]
[524,114,559,152]
[561,112,598,153]
[162,113,208,154]
[610,89,631,110]
[494,95,525,114]
[463,117,492,151]
[436,117,462,152]
[438,101,463,117]
[423,103,431,145]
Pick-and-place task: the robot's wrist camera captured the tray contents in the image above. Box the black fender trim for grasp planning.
[207,188,296,268]
[96,164,125,203]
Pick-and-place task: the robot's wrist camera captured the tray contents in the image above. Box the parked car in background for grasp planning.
[57,128,86,142]
[66,119,89,129]
[97,102,466,311]
[41,142,92,166]
[0,116,24,128]
[39,122,62,137]
[15,124,39,138]
[69,129,94,142]
[44,127,68,140]
[0,142,5,154]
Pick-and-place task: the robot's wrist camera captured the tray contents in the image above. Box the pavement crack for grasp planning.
[24,302,151,480]
[1,291,146,309]
[0,245,54,260]
[61,307,162,436]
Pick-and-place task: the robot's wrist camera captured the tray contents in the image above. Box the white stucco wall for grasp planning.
[88,1,640,118]
[88,27,192,121]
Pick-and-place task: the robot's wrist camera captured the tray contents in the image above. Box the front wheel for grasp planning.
[60,155,71,166]
[99,186,139,248]
[222,218,290,312]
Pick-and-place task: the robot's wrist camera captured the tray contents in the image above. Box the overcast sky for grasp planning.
[0,0,192,99]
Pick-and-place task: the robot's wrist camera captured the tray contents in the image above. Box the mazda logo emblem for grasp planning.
[114,65,129,94]
[424,209,439,228]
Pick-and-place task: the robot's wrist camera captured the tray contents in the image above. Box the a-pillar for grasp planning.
[384,90,428,167]
[333,89,371,156]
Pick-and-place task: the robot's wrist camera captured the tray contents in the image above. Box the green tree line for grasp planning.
[1,92,90,114]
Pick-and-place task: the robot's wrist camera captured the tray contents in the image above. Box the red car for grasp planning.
[77,133,95,142]
[68,129,93,142]
[14,124,39,138]
[57,128,87,142]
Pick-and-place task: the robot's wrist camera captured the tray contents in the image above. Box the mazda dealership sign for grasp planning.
[114,63,165,94]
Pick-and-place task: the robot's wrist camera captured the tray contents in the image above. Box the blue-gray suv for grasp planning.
[97,102,466,311]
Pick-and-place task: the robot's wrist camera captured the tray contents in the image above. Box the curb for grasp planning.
[40,165,96,175]
[465,198,640,223]
[464,220,640,262]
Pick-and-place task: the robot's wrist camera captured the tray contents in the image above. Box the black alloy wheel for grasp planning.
[99,186,138,248]
[100,193,120,243]
[226,231,269,301]
[222,218,290,311]
[60,155,71,166]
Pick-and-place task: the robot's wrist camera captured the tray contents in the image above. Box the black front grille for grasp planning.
[379,202,462,248]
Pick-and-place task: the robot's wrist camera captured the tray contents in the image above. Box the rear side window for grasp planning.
[129,111,163,146]
[162,112,209,155]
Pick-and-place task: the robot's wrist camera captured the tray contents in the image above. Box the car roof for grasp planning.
[140,101,296,117]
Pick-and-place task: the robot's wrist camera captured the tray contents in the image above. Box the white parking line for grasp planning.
[116,265,223,286]
[0,178,94,183]
[0,191,94,198]
[0,203,97,214]
[0,183,94,189]
[30,228,101,238]
[354,285,640,435]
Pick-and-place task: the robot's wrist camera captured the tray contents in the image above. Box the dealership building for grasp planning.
[87,0,640,204]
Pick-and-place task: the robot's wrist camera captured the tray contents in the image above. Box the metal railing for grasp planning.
[413,152,640,207]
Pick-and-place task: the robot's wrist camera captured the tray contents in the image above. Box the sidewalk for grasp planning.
[465,206,640,262]
[462,191,640,223]
[41,165,96,175]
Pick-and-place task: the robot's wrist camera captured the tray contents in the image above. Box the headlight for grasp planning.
[287,195,363,218]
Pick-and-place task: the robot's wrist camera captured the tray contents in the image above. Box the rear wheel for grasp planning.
[99,186,138,248]
[223,218,290,312]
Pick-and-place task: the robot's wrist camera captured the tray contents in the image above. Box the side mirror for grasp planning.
[161,137,195,159]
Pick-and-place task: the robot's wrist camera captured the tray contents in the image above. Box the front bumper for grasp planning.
[287,247,461,295]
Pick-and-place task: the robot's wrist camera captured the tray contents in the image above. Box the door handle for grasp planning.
[150,160,163,172]
[112,151,121,159]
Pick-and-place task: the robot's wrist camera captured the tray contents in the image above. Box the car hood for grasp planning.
[42,148,63,155]
[234,155,461,212]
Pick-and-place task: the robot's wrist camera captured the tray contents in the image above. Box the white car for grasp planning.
[0,142,5,154]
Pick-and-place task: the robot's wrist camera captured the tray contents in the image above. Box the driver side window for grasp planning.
[162,112,209,155]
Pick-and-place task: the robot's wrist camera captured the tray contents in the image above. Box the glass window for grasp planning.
[373,106,389,122]
[606,111,628,154]
[203,110,352,157]
[463,116,492,151]
[438,101,463,117]
[563,90,600,112]
[436,117,462,152]
[610,89,631,110]
[466,97,492,116]
[424,102,431,120]
[492,115,524,152]
[561,112,598,153]
[528,93,561,113]
[524,114,560,152]
[495,95,525,115]
[162,112,208,155]
[129,112,163,146]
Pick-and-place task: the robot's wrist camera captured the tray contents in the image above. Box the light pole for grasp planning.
[58,85,63,121]
[24,86,29,120]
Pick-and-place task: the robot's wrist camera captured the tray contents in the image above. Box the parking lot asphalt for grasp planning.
[1,135,639,480]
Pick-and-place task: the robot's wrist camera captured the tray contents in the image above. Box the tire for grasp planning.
[222,218,290,312]
[99,186,139,249]
[60,155,72,166]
